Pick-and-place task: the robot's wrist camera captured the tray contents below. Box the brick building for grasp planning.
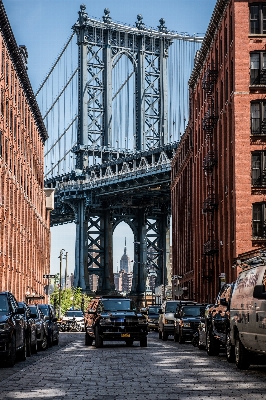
[0,2,52,302]
[171,0,266,303]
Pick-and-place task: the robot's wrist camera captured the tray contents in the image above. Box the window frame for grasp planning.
[252,202,266,239]
[251,150,266,186]
[250,51,266,85]
[250,100,266,135]
[250,3,266,34]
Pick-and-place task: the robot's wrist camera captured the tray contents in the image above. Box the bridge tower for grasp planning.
[61,5,174,297]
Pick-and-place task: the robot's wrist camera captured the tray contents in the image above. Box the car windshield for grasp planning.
[148,307,160,315]
[165,302,178,313]
[38,306,49,316]
[0,295,8,314]
[102,299,132,312]
[65,311,83,317]
[182,306,205,317]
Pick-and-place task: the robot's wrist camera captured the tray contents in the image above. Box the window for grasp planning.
[251,101,266,135]
[250,4,266,34]
[252,151,266,186]
[250,52,266,84]
[253,203,266,239]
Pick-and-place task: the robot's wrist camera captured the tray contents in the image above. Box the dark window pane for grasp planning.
[250,6,259,33]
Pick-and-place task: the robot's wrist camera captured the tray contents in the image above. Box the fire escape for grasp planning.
[202,64,218,281]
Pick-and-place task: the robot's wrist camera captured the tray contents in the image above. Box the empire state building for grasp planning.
[120,238,131,273]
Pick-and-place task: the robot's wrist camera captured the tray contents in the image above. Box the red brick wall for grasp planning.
[0,29,50,302]
[171,0,266,303]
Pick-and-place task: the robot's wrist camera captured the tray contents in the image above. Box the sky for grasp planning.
[3,0,217,276]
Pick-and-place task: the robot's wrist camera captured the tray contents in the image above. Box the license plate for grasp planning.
[121,333,130,338]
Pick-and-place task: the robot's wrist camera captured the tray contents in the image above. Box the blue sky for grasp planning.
[3,0,216,275]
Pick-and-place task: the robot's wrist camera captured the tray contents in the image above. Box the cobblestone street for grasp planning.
[0,331,266,399]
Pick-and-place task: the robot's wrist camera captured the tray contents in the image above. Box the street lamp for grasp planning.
[64,252,68,290]
[58,249,65,319]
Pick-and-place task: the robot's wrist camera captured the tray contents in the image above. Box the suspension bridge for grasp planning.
[38,5,203,298]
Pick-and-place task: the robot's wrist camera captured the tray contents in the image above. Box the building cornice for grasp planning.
[188,0,230,89]
[0,1,48,143]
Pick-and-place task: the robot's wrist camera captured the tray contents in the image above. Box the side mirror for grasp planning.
[87,309,96,314]
[44,315,50,321]
[16,307,25,315]
[253,285,266,299]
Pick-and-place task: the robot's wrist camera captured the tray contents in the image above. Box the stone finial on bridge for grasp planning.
[103,8,112,23]
[158,18,167,32]
[135,14,145,30]
[77,4,88,25]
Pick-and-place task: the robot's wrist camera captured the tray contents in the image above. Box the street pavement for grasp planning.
[0,331,266,399]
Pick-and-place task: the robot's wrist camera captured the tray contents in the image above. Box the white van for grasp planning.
[229,262,266,369]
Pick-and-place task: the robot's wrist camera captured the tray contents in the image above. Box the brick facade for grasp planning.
[0,3,50,302]
[171,0,266,303]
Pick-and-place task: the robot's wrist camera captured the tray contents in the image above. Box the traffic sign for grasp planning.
[43,274,56,278]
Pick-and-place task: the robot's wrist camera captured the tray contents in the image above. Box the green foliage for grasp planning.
[50,285,92,318]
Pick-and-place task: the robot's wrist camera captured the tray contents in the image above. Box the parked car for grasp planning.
[38,304,59,346]
[61,309,84,331]
[18,301,38,356]
[0,291,27,367]
[197,304,214,350]
[158,300,197,341]
[204,283,235,360]
[147,305,161,331]
[28,304,48,350]
[174,304,206,344]
[229,261,266,369]
[84,296,148,348]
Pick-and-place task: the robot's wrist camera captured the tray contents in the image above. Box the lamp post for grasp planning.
[64,251,68,290]
[58,249,65,319]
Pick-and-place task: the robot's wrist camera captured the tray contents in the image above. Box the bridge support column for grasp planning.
[157,210,170,300]
[131,208,147,295]
[74,199,89,290]
[101,209,113,292]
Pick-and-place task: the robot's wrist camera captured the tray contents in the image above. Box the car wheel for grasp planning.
[31,339,38,354]
[235,334,250,370]
[26,335,32,357]
[41,333,48,351]
[158,330,162,339]
[206,329,220,356]
[95,326,103,348]
[174,331,179,342]
[6,335,16,367]
[53,334,59,346]
[85,331,93,346]
[18,337,27,361]
[48,332,53,347]
[226,333,235,363]
[162,329,168,341]
[76,324,82,332]
[140,336,147,347]
[179,332,185,344]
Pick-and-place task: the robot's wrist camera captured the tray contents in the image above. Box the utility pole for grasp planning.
[58,249,65,319]
[64,252,68,290]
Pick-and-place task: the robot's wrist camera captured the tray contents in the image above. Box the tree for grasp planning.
[50,286,92,317]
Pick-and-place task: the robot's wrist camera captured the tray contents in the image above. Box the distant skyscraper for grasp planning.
[120,238,131,273]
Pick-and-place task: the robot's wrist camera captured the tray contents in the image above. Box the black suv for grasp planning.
[84,296,148,348]
[28,304,48,351]
[38,304,59,346]
[174,304,206,344]
[18,302,38,356]
[205,283,235,361]
[0,291,27,367]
